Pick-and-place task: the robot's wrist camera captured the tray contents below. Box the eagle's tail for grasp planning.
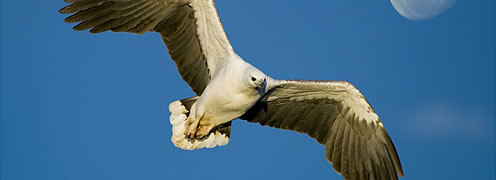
[169,96,231,150]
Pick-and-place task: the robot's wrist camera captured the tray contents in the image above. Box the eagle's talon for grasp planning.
[194,125,213,139]
[185,118,200,139]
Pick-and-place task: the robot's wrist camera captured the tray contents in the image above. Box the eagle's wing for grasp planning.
[241,79,404,180]
[60,0,235,95]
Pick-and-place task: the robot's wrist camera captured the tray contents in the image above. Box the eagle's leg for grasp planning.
[186,114,215,139]
[169,97,231,150]
[196,118,215,138]
[185,117,200,138]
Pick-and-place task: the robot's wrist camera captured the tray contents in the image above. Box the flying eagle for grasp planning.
[60,0,404,179]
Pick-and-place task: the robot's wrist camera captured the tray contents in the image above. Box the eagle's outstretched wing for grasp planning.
[60,0,235,95]
[241,79,404,180]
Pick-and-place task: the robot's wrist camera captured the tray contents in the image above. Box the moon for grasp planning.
[390,0,456,21]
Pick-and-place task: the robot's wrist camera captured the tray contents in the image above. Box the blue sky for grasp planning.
[1,0,494,180]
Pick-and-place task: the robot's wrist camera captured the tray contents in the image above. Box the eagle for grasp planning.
[60,0,404,179]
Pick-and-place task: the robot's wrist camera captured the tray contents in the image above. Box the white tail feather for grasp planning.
[169,100,230,150]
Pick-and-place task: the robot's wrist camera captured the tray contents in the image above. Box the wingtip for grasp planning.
[72,22,92,31]
[381,126,405,178]
[59,6,72,14]
[89,28,105,34]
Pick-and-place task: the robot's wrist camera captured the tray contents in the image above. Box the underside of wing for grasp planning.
[60,0,235,95]
[241,79,404,180]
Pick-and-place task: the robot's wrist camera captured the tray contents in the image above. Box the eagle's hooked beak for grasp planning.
[256,78,267,95]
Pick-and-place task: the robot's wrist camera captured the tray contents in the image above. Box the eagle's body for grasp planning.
[185,55,266,139]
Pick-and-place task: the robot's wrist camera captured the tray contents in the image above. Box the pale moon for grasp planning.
[390,0,456,21]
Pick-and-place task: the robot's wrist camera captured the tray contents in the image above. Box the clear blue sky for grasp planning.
[1,0,494,179]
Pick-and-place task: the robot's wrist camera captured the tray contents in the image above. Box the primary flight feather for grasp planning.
[60,0,404,179]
